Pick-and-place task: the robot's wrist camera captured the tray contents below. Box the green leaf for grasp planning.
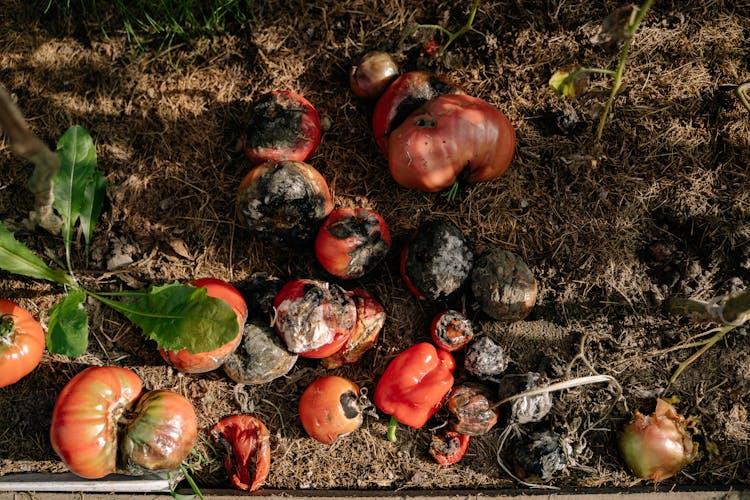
[101,282,238,354]
[52,125,107,270]
[549,67,589,98]
[0,222,74,285]
[46,288,89,357]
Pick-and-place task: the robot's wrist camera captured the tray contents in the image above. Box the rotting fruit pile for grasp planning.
[0,47,700,493]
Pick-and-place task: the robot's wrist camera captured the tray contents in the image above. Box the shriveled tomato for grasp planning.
[321,289,385,369]
[237,160,333,244]
[299,376,364,444]
[273,279,356,358]
[372,71,464,155]
[160,278,247,373]
[430,431,470,466]
[315,207,392,280]
[0,300,44,388]
[120,390,198,474]
[211,415,271,491]
[243,90,321,164]
[387,93,516,192]
[50,366,143,479]
[430,309,474,352]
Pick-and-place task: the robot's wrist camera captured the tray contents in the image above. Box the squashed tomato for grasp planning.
[387,93,516,192]
[0,300,44,388]
[211,415,271,491]
[160,278,247,373]
[299,376,364,444]
[50,366,197,479]
[430,431,470,466]
[372,71,464,154]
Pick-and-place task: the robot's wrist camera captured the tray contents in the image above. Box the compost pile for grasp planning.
[1,0,749,492]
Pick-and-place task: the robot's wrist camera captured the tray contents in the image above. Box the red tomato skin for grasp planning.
[315,207,392,279]
[387,93,516,192]
[430,431,470,465]
[243,90,322,164]
[211,415,271,491]
[0,300,45,388]
[50,366,143,479]
[299,376,363,444]
[372,71,464,154]
[160,278,247,373]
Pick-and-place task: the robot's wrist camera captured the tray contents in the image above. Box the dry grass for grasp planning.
[1,0,750,492]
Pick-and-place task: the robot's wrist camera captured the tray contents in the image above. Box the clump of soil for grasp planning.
[1,0,749,493]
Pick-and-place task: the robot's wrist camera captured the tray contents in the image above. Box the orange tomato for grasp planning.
[0,299,45,388]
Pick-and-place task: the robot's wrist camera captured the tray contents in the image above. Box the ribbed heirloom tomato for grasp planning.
[0,300,45,388]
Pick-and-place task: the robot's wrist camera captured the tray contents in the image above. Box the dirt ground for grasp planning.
[1,0,749,492]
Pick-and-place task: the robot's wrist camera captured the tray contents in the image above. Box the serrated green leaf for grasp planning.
[46,288,89,356]
[103,282,238,354]
[52,125,107,270]
[0,222,74,285]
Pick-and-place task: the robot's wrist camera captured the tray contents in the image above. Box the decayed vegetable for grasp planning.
[211,415,271,491]
[372,71,464,154]
[160,278,247,374]
[350,51,399,100]
[430,309,473,352]
[298,376,365,444]
[430,431,470,466]
[464,336,508,383]
[445,383,498,435]
[223,320,298,385]
[50,366,196,479]
[240,272,286,317]
[619,399,696,482]
[471,248,537,321]
[315,207,392,280]
[388,93,516,193]
[322,289,385,369]
[374,342,455,433]
[511,430,571,482]
[0,299,45,388]
[243,90,321,164]
[400,218,474,301]
[497,373,553,425]
[273,279,357,358]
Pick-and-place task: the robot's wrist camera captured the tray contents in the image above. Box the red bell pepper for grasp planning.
[374,342,456,440]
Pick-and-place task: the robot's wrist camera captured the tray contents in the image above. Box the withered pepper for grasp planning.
[374,342,455,440]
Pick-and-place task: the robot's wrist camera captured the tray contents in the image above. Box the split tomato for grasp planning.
[160,278,247,373]
[298,376,364,444]
[211,415,271,491]
[0,299,44,388]
[387,93,516,192]
[50,366,198,479]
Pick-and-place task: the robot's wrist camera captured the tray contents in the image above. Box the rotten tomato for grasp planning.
[273,279,357,358]
[315,207,392,280]
[0,299,44,388]
[160,278,247,374]
[243,90,321,164]
[471,248,537,322]
[430,430,470,466]
[387,93,516,193]
[322,289,386,369]
[298,375,365,444]
[430,309,473,352]
[445,383,498,435]
[223,320,298,385]
[372,71,464,154]
[237,160,333,244]
[211,415,271,491]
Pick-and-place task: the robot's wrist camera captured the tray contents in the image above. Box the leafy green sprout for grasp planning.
[399,0,480,56]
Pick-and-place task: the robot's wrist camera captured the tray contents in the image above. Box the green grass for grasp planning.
[45,0,257,49]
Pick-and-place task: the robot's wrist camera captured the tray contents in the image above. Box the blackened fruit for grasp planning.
[512,430,571,482]
[463,336,508,382]
[298,376,364,445]
[239,272,286,318]
[315,207,392,280]
[497,372,552,425]
[223,320,298,385]
[446,383,498,435]
[237,160,333,245]
[471,248,537,321]
[431,310,474,352]
[272,279,357,358]
[400,218,473,301]
[243,90,321,164]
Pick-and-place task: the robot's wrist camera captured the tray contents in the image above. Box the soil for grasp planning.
[1,0,750,492]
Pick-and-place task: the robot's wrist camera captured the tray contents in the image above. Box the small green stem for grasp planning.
[179,463,204,500]
[399,0,480,54]
[0,314,14,339]
[441,182,460,201]
[667,325,733,390]
[387,416,399,443]
[596,0,655,140]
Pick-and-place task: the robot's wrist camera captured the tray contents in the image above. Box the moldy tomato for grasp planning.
[315,207,391,280]
[298,376,364,444]
[430,309,473,352]
[471,248,537,322]
[243,90,321,164]
[273,279,356,358]
[430,431,470,466]
[387,93,516,192]
[223,320,298,385]
[372,71,464,154]
[237,160,333,244]
[160,278,247,373]
[0,299,44,388]
[211,415,271,491]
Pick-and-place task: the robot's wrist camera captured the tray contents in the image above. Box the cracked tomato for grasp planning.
[387,93,516,192]
[211,415,271,491]
[0,300,44,388]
